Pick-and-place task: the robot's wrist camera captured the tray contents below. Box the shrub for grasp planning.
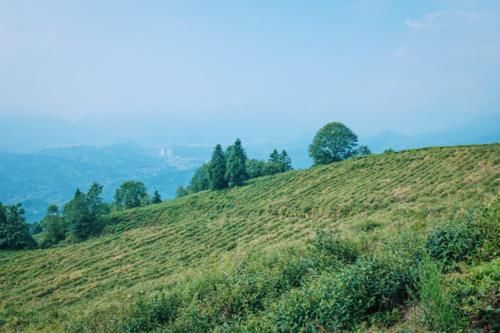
[70,249,317,333]
[312,230,359,267]
[425,220,479,270]
[270,257,411,331]
[426,199,500,269]
[417,255,463,332]
[448,259,500,332]
[471,199,500,262]
[122,293,182,332]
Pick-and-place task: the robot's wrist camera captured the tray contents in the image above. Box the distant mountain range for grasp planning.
[363,113,500,152]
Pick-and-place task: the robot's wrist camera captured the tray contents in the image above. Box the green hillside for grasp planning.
[1,144,499,332]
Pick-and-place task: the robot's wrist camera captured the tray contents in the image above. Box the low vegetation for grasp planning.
[0,144,498,332]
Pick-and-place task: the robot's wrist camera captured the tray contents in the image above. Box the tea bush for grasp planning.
[269,256,412,332]
[470,199,500,262]
[426,199,500,269]
[447,259,500,332]
[425,220,479,269]
[417,255,463,332]
[311,229,359,267]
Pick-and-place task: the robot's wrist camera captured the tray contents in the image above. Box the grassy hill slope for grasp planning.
[0,144,499,332]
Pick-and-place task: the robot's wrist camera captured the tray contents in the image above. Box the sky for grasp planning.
[1,0,499,144]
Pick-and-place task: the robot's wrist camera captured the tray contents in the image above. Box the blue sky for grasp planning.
[0,0,499,139]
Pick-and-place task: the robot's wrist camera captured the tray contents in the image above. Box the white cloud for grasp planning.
[405,9,491,32]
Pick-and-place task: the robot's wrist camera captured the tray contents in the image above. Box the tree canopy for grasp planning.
[225,139,248,187]
[0,203,35,250]
[188,142,294,194]
[40,204,66,248]
[114,181,149,209]
[309,122,359,165]
[189,163,210,193]
[151,190,162,204]
[64,184,108,240]
[208,144,227,190]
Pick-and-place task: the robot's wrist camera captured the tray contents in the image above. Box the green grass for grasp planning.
[0,144,499,332]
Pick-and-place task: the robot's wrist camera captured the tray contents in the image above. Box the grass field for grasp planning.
[0,144,499,332]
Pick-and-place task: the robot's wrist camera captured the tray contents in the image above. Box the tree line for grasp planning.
[176,139,293,197]
[0,181,163,249]
[1,121,374,250]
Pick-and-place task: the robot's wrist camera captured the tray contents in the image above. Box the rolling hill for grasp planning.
[0,144,498,332]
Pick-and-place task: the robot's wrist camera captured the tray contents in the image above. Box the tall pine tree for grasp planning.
[225,139,248,187]
[208,144,227,190]
[279,150,293,171]
[269,149,280,164]
[151,190,162,204]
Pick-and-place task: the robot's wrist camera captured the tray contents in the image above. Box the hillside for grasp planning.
[0,141,310,222]
[0,144,499,332]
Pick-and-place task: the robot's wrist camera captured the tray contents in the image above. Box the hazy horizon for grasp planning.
[1,0,500,152]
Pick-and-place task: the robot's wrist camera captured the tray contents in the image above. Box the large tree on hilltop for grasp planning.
[309,122,358,165]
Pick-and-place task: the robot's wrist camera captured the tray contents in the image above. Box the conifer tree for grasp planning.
[279,150,293,171]
[269,149,280,164]
[65,189,93,240]
[225,138,248,187]
[208,144,227,190]
[87,182,107,218]
[152,190,162,204]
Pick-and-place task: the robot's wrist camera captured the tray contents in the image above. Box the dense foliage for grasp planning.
[0,203,35,249]
[183,139,295,196]
[208,144,227,190]
[309,121,359,165]
[151,190,162,204]
[0,180,164,249]
[225,138,249,188]
[114,181,149,209]
[40,204,67,248]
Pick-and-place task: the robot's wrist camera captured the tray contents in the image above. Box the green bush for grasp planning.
[417,255,463,332]
[122,293,182,332]
[67,249,318,333]
[426,199,500,269]
[425,220,479,269]
[312,230,359,267]
[270,257,411,332]
[471,199,500,262]
[448,259,500,332]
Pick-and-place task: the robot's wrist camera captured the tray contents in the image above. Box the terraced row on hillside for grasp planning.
[0,144,499,332]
